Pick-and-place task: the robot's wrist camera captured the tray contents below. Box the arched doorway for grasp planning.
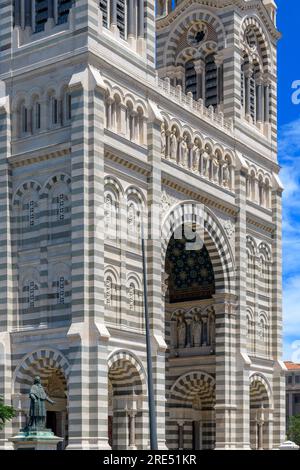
[13,349,69,449]
[168,371,215,449]
[249,375,272,450]
[108,352,147,450]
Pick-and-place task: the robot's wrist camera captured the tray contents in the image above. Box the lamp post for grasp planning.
[140,213,158,450]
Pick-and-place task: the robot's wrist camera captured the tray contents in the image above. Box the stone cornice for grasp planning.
[9,144,70,168]
[246,213,274,234]
[105,151,150,177]
[162,175,238,217]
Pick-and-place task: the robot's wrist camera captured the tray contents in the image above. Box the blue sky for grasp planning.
[277,0,300,360]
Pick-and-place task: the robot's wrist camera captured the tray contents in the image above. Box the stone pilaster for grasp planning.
[214,292,237,450]
[234,154,251,449]
[147,100,167,449]
[67,65,110,449]
[0,88,13,449]
[271,177,286,448]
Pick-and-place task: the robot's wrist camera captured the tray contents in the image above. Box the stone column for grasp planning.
[177,421,185,450]
[138,0,144,38]
[48,0,54,20]
[256,76,263,123]
[14,0,21,27]
[110,0,118,32]
[67,65,110,450]
[264,83,270,123]
[127,0,135,38]
[215,52,224,106]
[194,59,205,101]
[257,419,264,450]
[244,67,253,119]
[128,411,137,450]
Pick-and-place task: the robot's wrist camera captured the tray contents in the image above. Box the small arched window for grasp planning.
[185,60,197,99]
[205,54,218,108]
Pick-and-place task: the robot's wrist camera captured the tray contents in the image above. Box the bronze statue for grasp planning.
[27,376,55,430]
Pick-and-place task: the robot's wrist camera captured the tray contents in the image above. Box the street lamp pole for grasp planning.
[141,216,158,450]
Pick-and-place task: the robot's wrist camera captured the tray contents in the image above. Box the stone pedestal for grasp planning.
[11,429,63,450]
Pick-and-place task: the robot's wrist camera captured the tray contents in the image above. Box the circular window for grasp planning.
[187,22,208,47]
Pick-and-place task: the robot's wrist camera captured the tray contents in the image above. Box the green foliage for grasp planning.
[287,415,300,446]
[0,396,15,430]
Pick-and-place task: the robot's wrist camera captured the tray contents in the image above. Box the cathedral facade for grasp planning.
[0,0,286,450]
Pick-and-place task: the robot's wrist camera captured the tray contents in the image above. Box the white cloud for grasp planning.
[278,118,300,355]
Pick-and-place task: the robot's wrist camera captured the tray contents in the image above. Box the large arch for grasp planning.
[13,348,70,393]
[167,371,216,450]
[249,373,273,450]
[161,201,235,293]
[107,350,147,450]
[240,16,273,74]
[13,348,70,449]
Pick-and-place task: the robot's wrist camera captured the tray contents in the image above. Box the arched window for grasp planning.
[205,54,218,108]
[57,0,72,25]
[241,29,270,125]
[185,60,197,99]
